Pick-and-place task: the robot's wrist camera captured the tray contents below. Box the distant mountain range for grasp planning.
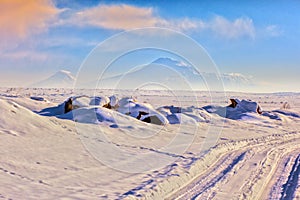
[83,57,254,91]
[153,58,254,90]
[31,58,254,91]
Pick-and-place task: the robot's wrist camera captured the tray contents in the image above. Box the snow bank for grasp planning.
[57,107,114,124]
[37,95,112,117]
[56,106,138,125]
[89,96,110,106]
[158,105,209,124]
[202,99,300,123]
[37,101,65,116]
[203,99,262,120]
[37,96,169,125]
[117,97,168,125]
[37,96,300,126]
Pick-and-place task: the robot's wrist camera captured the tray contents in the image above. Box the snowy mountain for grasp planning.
[84,57,254,91]
[31,70,75,88]
[152,58,254,90]
[151,57,198,75]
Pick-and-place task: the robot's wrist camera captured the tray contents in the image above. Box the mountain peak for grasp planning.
[30,70,75,88]
[52,70,75,80]
[151,57,190,67]
[57,70,72,75]
[152,57,177,63]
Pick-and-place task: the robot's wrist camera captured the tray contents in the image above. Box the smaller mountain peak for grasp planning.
[52,70,75,80]
[56,70,72,75]
[30,69,75,88]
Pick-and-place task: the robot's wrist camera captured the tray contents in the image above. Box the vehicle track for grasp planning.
[280,154,300,200]
[159,132,300,200]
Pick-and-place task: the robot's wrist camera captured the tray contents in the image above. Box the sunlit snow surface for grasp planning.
[0,88,299,199]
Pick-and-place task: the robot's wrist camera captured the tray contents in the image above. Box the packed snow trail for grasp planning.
[138,132,300,200]
[190,152,247,200]
[280,154,300,200]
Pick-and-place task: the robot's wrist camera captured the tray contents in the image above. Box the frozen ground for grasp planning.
[0,87,299,199]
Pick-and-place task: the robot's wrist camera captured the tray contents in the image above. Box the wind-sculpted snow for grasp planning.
[0,88,299,199]
[36,96,300,126]
[58,107,116,124]
[116,97,169,125]
[203,99,261,120]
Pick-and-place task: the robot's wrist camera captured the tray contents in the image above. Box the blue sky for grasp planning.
[0,0,299,92]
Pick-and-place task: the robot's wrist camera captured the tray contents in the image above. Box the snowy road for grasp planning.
[165,133,300,200]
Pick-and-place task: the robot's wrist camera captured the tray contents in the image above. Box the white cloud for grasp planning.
[160,16,255,39]
[157,18,206,32]
[61,4,256,39]
[208,16,255,39]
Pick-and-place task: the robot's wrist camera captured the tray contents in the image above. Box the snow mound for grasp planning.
[37,95,113,117]
[37,96,300,126]
[37,96,169,126]
[202,98,300,122]
[58,106,125,125]
[203,99,262,120]
[166,113,198,124]
[37,100,66,116]
[157,105,209,124]
[89,96,110,106]
[0,99,56,135]
[117,97,168,125]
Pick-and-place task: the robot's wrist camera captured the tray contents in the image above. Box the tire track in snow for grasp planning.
[236,144,298,200]
[268,151,300,200]
[190,152,246,200]
[280,154,300,200]
[144,132,300,200]
[192,138,300,200]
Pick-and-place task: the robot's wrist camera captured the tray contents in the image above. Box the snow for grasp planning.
[58,107,115,124]
[166,113,198,124]
[202,99,265,120]
[116,97,169,125]
[89,96,110,106]
[0,88,299,199]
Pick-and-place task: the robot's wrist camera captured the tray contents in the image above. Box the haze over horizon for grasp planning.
[0,0,299,92]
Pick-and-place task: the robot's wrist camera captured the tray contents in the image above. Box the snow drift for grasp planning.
[37,96,300,126]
